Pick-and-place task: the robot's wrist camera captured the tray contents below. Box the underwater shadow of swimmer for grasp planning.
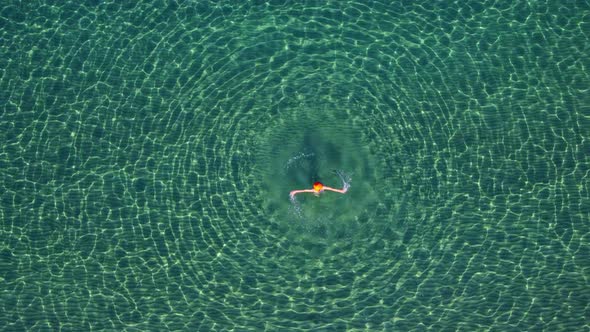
[288,131,344,181]
[285,133,323,184]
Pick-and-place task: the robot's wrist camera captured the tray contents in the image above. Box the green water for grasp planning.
[1,1,589,331]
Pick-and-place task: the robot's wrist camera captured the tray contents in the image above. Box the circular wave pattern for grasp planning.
[1,1,588,330]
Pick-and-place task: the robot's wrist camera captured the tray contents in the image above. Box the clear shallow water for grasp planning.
[1,1,589,330]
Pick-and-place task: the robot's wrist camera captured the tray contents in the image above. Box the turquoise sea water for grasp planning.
[1,1,589,331]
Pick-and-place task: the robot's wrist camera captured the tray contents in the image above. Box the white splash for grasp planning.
[334,169,352,191]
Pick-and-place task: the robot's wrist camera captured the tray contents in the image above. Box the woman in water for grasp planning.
[290,181,349,200]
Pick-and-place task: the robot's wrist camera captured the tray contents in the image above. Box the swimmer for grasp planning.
[290,181,349,200]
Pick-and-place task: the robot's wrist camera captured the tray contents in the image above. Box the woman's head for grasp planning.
[313,181,324,192]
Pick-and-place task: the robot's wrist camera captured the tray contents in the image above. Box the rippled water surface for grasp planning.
[1,1,589,330]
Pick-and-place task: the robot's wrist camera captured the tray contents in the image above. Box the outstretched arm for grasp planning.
[322,184,349,194]
[290,189,315,199]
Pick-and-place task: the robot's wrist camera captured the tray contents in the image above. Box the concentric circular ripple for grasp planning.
[0,1,588,330]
